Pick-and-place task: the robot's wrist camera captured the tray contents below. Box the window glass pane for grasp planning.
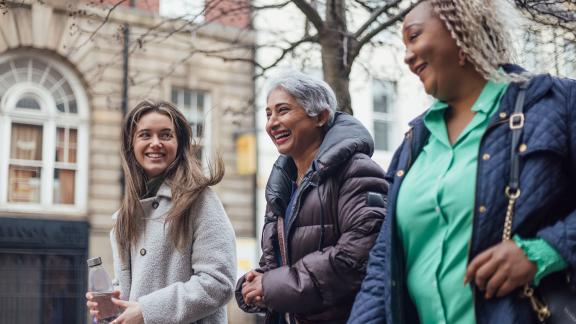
[171,88,178,104]
[374,120,390,151]
[192,122,204,138]
[197,92,204,112]
[373,81,391,114]
[56,128,65,162]
[8,165,41,203]
[184,90,192,107]
[56,103,65,112]
[31,59,48,77]
[55,128,78,163]
[53,169,75,205]
[68,100,77,114]
[68,129,77,163]
[46,68,63,88]
[13,58,28,69]
[11,124,43,160]
[0,62,10,76]
[16,97,41,110]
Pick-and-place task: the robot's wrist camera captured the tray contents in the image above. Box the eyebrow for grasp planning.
[136,128,173,133]
[403,22,424,32]
[266,102,291,110]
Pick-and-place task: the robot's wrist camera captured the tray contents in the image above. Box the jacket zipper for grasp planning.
[467,117,507,321]
[283,179,313,265]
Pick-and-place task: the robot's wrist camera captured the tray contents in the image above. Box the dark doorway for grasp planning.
[0,217,89,324]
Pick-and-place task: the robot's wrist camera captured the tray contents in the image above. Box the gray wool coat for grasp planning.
[110,184,237,324]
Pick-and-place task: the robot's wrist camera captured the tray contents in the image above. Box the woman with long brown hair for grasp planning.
[86,100,236,324]
[350,0,576,323]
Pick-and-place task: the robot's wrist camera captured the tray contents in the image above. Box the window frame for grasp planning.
[0,53,89,215]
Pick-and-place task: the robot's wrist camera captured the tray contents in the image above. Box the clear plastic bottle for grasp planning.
[87,257,118,324]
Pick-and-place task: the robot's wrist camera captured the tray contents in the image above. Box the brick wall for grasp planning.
[205,0,251,29]
[100,0,160,13]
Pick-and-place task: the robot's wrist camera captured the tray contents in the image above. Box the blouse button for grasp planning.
[478,205,487,213]
[396,170,405,177]
[140,248,146,256]
[152,201,159,209]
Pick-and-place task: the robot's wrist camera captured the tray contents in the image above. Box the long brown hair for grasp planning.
[115,99,224,262]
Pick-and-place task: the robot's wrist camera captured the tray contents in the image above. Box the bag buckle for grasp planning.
[509,113,525,130]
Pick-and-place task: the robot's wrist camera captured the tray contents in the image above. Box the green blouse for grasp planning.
[395,80,567,324]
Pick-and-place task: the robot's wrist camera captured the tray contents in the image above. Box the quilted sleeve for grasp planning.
[537,77,576,290]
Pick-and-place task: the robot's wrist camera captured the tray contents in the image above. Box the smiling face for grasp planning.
[265,88,325,160]
[402,1,463,100]
[132,112,178,178]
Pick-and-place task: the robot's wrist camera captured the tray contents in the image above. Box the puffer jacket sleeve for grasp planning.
[138,189,237,323]
[348,138,405,324]
[236,206,279,313]
[261,154,387,314]
[537,78,576,290]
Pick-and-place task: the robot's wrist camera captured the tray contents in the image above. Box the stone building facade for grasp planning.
[0,0,256,323]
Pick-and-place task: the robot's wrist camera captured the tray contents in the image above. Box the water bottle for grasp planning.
[87,257,118,323]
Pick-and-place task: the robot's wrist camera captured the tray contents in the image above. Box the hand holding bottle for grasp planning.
[86,257,121,323]
[86,290,121,320]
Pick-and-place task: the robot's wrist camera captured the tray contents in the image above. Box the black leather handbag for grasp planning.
[503,82,576,324]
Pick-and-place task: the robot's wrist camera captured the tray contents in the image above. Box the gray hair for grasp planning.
[266,70,337,126]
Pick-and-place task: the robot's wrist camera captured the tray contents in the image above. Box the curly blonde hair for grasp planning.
[429,0,529,82]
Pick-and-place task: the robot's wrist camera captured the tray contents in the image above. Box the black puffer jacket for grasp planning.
[236,112,388,323]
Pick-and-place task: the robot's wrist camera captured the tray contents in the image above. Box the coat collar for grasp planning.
[155,182,172,199]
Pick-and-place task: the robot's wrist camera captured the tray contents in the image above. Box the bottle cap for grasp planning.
[87,257,102,267]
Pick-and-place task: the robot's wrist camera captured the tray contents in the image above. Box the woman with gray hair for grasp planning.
[349,0,576,323]
[236,71,388,323]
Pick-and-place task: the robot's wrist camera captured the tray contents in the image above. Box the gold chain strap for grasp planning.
[502,186,519,241]
[503,186,551,322]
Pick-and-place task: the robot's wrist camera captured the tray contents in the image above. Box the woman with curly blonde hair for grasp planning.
[349,0,576,323]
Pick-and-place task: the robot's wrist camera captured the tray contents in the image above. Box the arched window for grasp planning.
[0,53,89,213]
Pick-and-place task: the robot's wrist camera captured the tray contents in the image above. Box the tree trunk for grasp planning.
[321,0,353,115]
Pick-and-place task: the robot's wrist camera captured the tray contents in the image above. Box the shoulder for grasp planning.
[195,187,224,211]
[190,187,230,225]
[339,152,386,181]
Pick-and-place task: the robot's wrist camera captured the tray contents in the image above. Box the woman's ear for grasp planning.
[458,49,467,66]
[317,109,331,127]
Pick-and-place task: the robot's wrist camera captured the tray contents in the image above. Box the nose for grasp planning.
[266,112,279,131]
[404,47,415,66]
[150,135,162,148]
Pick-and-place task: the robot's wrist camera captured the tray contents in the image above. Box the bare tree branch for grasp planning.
[356,1,418,51]
[76,0,129,49]
[291,0,325,33]
[354,0,402,38]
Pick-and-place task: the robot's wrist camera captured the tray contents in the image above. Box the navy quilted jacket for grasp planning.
[348,65,576,324]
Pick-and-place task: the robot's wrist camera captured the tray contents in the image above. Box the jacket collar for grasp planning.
[314,112,374,176]
[156,182,172,199]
